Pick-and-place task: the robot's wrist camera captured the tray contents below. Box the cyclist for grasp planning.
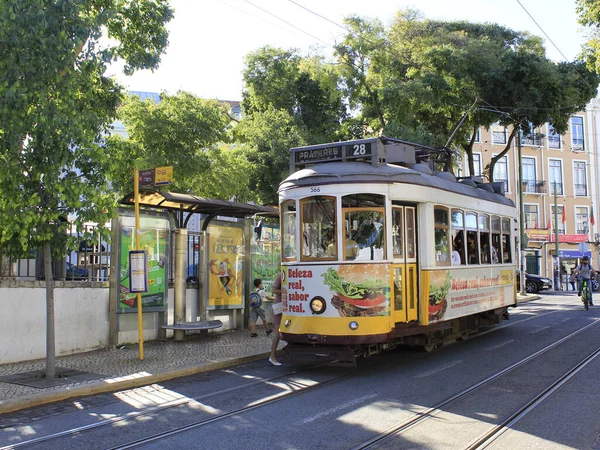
[575,256,596,306]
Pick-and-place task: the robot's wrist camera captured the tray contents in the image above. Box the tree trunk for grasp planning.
[44,241,56,380]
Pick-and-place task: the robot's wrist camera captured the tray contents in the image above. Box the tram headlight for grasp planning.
[349,321,359,330]
[284,319,291,328]
[309,296,326,315]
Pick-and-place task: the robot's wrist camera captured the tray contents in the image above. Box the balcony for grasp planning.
[572,138,585,151]
[549,183,563,195]
[575,184,588,196]
[492,131,507,144]
[521,133,544,147]
[577,227,590,235]
[548,135,561,149]
[522,180,546,194]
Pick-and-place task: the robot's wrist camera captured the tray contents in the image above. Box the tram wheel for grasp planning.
[423,343,435,352]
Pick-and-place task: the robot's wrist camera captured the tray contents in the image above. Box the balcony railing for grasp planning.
[549,183,563,195]
[521,134,544,147]
[575,183,588,196]
[492,131,507,144]
[548,135,561,149]
[577,227,590,235]
[572,138,585,151]
[522,180,546,194]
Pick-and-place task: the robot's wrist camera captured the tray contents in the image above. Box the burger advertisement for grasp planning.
[427,270,451,322]
[321,265,390,317]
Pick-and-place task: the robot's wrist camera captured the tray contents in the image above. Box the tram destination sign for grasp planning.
[293,140,374,166]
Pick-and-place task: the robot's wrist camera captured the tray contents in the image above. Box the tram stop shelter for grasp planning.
[119,189,277,341]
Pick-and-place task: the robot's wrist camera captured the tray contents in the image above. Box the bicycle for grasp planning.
[580,278,593,310]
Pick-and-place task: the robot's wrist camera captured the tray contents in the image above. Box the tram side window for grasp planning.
[502,217,512,263]
[343,194,386,261]
[466,212,479,265]
[491,216,501,264]
[479,214,491,264]
[434,207,450,266]
[451,209,465,265]
[282,200,297,259]
[300,196,336,261]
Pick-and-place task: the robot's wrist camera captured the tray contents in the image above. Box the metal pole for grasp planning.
[518,130,526,295]
[174,228,187,340]
[554,185,560,291]
[134,168,144,360]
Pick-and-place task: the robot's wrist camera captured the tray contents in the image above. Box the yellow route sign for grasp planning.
[155,166,173,185]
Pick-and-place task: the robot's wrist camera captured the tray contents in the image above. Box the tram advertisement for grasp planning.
[283,264,391,317]
[208,225,244,307]
[424,268,514,323]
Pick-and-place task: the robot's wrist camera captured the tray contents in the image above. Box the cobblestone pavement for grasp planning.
[0,328,275,414]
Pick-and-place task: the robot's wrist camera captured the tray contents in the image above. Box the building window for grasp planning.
[522,157,539,193]
[547,124,561,149]
[549,159,563,195]
[472,153,482,177]
[491,122,507,145]
[551,205,566,234]
[493,156,509,193]
[524,204,539,229]
[473,128,480,143]
[576,207,589,235]
[573,161,588,196]
[571,116,585,151]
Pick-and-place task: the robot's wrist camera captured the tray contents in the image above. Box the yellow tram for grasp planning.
[278,137,518,365]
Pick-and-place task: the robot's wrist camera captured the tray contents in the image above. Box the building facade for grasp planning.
[462,100,600,288]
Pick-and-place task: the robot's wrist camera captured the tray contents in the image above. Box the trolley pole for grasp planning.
[554,185,560,291]
[518,131,526,295]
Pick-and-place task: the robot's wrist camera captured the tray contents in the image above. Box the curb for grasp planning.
[0,352,270,415]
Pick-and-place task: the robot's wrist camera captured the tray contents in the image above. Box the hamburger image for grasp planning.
[428,271,451,322]
[322,265,389,317]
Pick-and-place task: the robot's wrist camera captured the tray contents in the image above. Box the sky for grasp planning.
[110,0,589,101]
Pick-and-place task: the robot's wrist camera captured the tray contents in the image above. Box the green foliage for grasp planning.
[108,92,243,198]
[0,0,172,258]
[234,108,306,205]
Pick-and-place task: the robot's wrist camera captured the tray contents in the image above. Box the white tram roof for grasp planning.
[279,161,515,208]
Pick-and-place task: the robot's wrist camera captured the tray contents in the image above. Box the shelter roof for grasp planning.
[120,189,277,218]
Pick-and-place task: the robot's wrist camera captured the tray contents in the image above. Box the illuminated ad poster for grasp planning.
[117,213,169,313]
[423,268,515,324]
[251,223,281,294]
[283,264,391,318]
[208,224,244,308]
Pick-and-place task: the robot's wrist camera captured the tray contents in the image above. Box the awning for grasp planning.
[120,189,278,228]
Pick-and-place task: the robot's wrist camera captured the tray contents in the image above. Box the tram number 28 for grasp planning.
[351,144,368,155]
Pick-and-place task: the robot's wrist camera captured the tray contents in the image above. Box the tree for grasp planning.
[577,0,600,74]
[335,11,599,179]
[107,92,252,201]
[234,108,306,205]
[0,0,173,378]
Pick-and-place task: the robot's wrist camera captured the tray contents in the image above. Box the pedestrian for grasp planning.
[249,278,273,337]
[269,271,283,366]
[569,269,576,291]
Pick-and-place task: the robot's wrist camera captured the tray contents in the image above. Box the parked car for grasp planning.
[66,261,89,280]
[516,270,552,293]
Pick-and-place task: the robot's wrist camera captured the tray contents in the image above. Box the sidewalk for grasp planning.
[0,328,274,414]
[0,295,542,415]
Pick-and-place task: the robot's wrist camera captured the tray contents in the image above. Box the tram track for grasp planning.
[351,318,600,450]
[0,304,578,450]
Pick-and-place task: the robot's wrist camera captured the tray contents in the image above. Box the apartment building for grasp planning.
[462,99,600,285]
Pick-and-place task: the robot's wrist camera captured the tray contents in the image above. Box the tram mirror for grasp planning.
[254,219,263,240]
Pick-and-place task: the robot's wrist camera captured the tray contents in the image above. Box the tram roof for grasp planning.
[279,161,515,207]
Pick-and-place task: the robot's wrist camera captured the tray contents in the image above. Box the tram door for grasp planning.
[391,206,418,323]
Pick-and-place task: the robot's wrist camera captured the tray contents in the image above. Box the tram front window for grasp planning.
[300,196,336,260]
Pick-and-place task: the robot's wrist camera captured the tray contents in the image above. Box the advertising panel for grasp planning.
[251,222,281,294]
[117,213,170,313]
[208,224,244,307]
[283,263,391,318]
[424,267,515,324]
